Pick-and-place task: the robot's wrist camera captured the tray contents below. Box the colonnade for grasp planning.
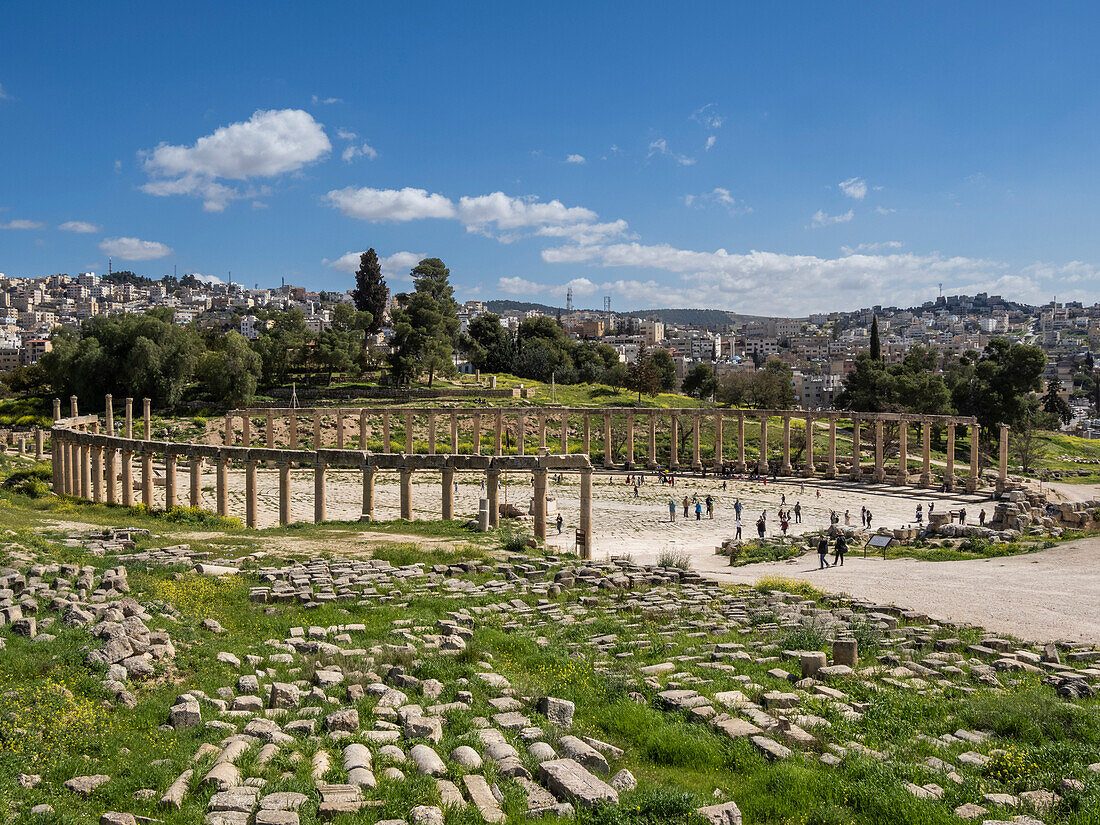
[50,396,595,557]
[225,406,998,492]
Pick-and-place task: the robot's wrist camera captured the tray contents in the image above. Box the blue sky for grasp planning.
[3,2,1100,314]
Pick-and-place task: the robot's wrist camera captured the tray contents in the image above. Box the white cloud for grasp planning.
[59,220,101,233]
[841,241,903,255]
[876,206,896,215]
[325,187,456,222]
[141,109,331,211]
[0,83,8,100]
[311,95,342,104]
[99,236,172,260]
[705,136,717,151]
[498,276,549,295]
[1,219,44,230]
[336,128,357,140]
[457,192,597,232]
[811,209,854,227]
[647,139,696,166]
[324,250,423,278]
[564,277,598,296]
[838,177,868,200]
[691,104,724,130]
[534,219,630,246]
[342,143,378,162]
[251,200,268,209]
[565,154,586,164]
[683,188,751,215]
[188,272,223,285]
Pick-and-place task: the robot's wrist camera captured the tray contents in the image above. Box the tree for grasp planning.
[717,371,754,407]
[1010,397,1053,475]
[627,344,659,400]
[251,309,309,387]
[681,363,718,399]
[460,313,515,374]
[1041,377,1072,425]
[869,315,881,361]
[387,258,460,386]
[650,348,677,392]
[351,249,389,334]
[196,331,262,407]
[946,338,1046,440]
[751,358,795,409]
[514,315,574,382]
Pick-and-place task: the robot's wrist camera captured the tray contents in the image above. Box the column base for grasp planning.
[734,461,747,473]
[691,461,703,472]
[647,459,659,470]
[872,469,886,483]
[919,473,931,488]
[803,467,815,478]
[624,460,635,470]
[757,463,768,474]
[894,472,908,486]
[967,477,980,493]
[779,463,792,476]
[994,479,1005,495]
[825,466,836,479]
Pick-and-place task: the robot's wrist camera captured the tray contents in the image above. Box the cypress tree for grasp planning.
[352,249,389,334]
[869,315,881,361]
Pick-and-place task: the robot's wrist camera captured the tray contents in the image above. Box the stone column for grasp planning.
[473,412,482,455]
[582,413,591,454]
[69,440,79,495]
[121,449,133,506]
[336,409,345,449]
[313,411,323,450]
[70,395,78,417]
[35,428,44,461]
[124,397,133,439]
[625,413,635,469]
[361,465,376,521]
[945,421,956,491]
[780,415,792,475]
[872,420,886,483]
[289,413,298,449]
[532,468,548,541]
[442,466,455,519]
[53,397,61,422]
[216,453,228,517]
[245,459,258,528]
[895,419,908,486]
[803,415,815,477]
[602,413,612,468]
[91,445,104,503]
[278,463,291,526]
[670,414,680,469]
[105,445,117,503]
[736,413,747,472]
[450,412,459,453]
[826,417,837,478]
[51,435,61,492]
[80,442,91,499]
[241,414,251,448]
[713,412,724,471]
[560,412,568,454]
[692,415,702,471]
[427,411,437,454]
[850,418,862,481]
[517,413,526,456]
[224,414,233,447]
[486,468,500,528]
[579,466,593,560]
[920,420,932,487]
[537,412,547,451]
[267,410,275,448]
[757,416,769,474]
[997,424,1009,493]
[404,412,413,453]
[313,461,326,523]
[399,468,413,519]
[966,423,980,492]
[190,454,202,509]
[648,413,658,469]
[164,451,177,508]
[105,394,114,435]
[382,411,391,452]
[359,410,368,449]
[493,410,503,455]
[143,397,151,441]
[142,450,154,507]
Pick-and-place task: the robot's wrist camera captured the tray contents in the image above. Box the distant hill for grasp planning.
[485,300,782,327]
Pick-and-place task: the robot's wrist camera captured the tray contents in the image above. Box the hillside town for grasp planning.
[3,269,1098,433]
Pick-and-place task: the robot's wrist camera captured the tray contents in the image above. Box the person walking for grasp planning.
[734,499,742,519]
[683,495,690,518]
[668,499,676,523]
[844,509,851,526]
[959,507,967,525]
[979,508,986,526]
[757,515,766,538]
[695,500,702,521]
[705,495,714,519]
[860,506,867,527]
[833,534,848,566]
[865,509,873,528]
[817,535,831,569]
[735,517,742,540]
[781,493,786,506]
[779,513,789,535]
[633,483,639,498]
[794,502,802,524]
[916,503,923,525]
[556,513,563,534]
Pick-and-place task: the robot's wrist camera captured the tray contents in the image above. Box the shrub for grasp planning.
[754,575,823,600]
[657,550,691,570]
[1,465,53,499]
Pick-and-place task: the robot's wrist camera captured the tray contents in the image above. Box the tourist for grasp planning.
[722,480,728,491]
[866,509,873,528]
[800,482,806,494]
[860,506,867,526]
[780,513,789,535]
[683,496,690,518]
[705,495,714,519]
[735,517,742,540]
[815,489,820,498]
[844,509,851,525]
[556,514,563,534]
[734,499,743,519]
[794,502,802,524]
[916,503,923,524]
[757,515,766,538]
[979,508,986,526]
[781,493,786,506]
[633,483,639,498]
[668,499,676,522]
[833,534,848,566]
[817,535,830,568]
[695,500,702,520]
[959,507,967,525]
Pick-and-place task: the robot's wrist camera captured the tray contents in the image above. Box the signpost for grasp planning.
[864,534,893,559]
